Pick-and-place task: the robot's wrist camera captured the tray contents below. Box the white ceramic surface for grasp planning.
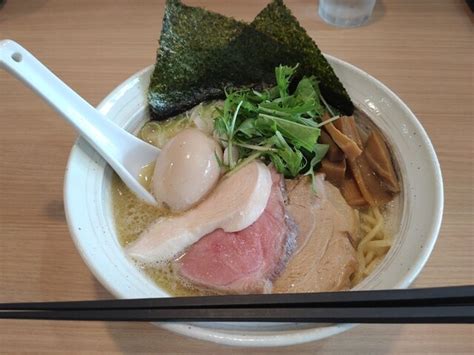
[64,55,443,347]
[0,40,159,206]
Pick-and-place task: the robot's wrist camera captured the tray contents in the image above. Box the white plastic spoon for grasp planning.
[0,40,159,205]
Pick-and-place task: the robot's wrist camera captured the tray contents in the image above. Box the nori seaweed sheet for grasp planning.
[148,0,296,119]
[148,0,354,120]
[148,0,245,119]
[251,0,354,115]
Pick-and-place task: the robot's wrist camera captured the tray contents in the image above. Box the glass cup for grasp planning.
[318,0,376,27]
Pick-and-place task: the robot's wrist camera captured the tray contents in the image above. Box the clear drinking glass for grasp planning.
[318,0,376,27]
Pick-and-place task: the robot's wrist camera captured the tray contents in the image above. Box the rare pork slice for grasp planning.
[175,170,297,294]
[273,174,359,293]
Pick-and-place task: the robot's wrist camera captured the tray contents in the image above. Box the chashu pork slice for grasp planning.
[175,170,297,294]
[273,174,359,293]
[127,161,272,264]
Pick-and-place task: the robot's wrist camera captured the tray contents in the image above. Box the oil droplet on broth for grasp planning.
[138,162,156,191]
[111,173,212,296]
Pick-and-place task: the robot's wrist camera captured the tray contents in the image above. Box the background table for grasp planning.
[0,0,472,353]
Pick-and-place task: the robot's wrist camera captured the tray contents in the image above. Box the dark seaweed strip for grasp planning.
[210,26,297,86]
[148,0,247,119]
[148,0,354,120]
[251,0,354,115]
[148,1,296,120]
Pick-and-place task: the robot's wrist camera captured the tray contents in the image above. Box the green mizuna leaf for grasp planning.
[304,143,330,191]
[258,114,320,152]
[214,64,329,178]
[275,64,298,98]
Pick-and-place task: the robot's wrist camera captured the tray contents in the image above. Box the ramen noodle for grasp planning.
[352,206,392,285]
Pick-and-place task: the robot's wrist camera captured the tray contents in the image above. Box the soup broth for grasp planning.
[112,108,401,296]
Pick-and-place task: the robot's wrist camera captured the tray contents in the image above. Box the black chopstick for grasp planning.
[0,286,473,324]
[1,285,472,310]
[0,306,473,323]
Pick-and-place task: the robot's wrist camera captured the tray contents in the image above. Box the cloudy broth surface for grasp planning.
[111,174,214,296]
[111,108,400,296]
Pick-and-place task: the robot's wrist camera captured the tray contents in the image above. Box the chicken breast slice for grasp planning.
[127,161,272,264]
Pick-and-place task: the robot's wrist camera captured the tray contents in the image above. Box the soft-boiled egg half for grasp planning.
[152,128,223,212]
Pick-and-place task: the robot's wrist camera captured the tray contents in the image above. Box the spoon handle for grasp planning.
[0,39,158,205]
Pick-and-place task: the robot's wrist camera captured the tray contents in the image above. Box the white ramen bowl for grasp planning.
[64,55,443,347]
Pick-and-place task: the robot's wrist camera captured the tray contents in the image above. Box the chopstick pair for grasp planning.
[0,285,473,323]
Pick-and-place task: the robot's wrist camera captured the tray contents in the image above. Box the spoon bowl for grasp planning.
[0,39,159,205]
